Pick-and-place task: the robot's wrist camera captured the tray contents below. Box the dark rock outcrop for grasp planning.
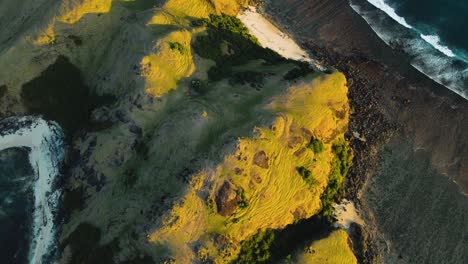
[215,181,241,216]
[253,151,269,169]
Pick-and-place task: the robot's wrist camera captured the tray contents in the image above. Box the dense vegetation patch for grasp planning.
[190,78,210,95]
[192,14,284,82]
[169,41,185,53]
[320,139,353,220]
[235,216,332,263]
[307,136,324,154]
[236,229,275,263]
[229,71,264,87]
[296,166,316,186]
[236,189,249,209]
[283,61,314,81]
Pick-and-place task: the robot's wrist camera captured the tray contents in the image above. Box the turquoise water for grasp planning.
[0,148,34,264]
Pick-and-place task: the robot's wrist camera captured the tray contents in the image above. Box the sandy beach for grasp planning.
[238,7,325,70]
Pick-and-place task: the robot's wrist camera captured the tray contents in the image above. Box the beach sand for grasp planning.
[238,7,325,70]
[333,199,364,231]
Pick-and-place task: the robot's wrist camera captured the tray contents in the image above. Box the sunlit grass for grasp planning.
[57,0,112,24]
[164,0,240,18]
[34,23,56,45]
[148,72,349,262]
[141,0,251,98]
[34,0,113,46]
[295,229,357,264]
[140,30,195,97]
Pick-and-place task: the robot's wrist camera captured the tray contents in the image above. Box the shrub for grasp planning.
[192,14,285,82]
[320,139,353,220]
[283,61,314,80]
[307,137,324,154]
[236,229,275,263]
[236,190,249,209]
[229,71,264,87]
[169,42,184,53]
[207,65,232,81]
[296,166,316,186]
[190,79,210,95]
[331,140,353,176]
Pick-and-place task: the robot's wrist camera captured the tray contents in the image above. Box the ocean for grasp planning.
[384,0,468,60]
[0,117,65,264]
[0,148,34,264]
[350,0,468,99]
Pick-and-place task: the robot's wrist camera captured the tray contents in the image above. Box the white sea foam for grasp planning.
[350,0,468,100]
[366,0,412,29]
[420,34,456,57]
[0,116,64,264]
[365,1,459,59]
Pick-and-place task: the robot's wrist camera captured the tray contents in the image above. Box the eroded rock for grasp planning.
[215,181,241,216]
[253,151,269,169]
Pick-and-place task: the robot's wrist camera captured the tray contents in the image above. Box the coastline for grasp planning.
[237,6,326,71]
[0,0,465,262]
[238,6,373,260]
[263,0,468,262]
[0,116,65,263]
[349,0,468,100]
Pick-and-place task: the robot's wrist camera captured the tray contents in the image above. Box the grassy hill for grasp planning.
[0,0,355,263]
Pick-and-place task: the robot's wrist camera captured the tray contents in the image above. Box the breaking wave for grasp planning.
[350,0,468,99]
[0,116,65,264]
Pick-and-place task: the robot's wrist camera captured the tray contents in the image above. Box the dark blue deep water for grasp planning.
[0,148,34,264]
[387,0,468,61]
[352,0,468,98]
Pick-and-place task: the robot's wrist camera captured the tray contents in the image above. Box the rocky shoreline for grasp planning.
[309,22,467,264]
[310,43,398,263]
[263,0,468,263]
[0,116,65,263]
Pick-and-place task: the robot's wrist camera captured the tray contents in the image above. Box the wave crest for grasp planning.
[420,34,456,58]
[350,0,468,100]
[0,116,65,264]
